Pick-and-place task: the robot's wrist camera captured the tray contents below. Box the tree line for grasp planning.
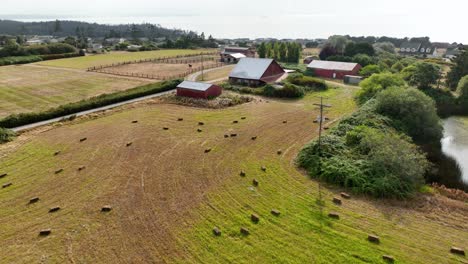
[257,42,302,63]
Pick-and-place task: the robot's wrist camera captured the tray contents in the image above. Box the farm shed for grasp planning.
[220,46,255,62]
[344,75,363,85]
[223,53,246,63]
[229,58,286,87]
[176,81,222,99]
[307,60,361,79]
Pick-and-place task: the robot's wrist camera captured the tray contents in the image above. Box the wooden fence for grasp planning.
[87,51,218,72]
[92,61,227,80]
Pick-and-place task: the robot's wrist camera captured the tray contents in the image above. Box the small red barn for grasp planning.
[307,60,361,79]
[176,81,222,99]
[229,58,286,87]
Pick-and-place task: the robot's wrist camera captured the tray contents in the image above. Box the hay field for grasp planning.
[36,49,217,69]
[0,87,466,263]
[0,65,151,118]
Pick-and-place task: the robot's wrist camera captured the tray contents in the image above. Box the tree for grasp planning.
[403,62,441,88]
[352,54,374,67]
[305,41,318,48]
[391,61,404,73]
[319,44,337,60]
[54,20,62,33]
[63,36,77,47]
[446,48,468,89]
[327,35,348,54]
[373,42,396,54]
[457,75,468,113]
[359,64,382,78]
[279,42,287,62]
[257,42,266,58]
[356,73,407,104]
[344,42,375,57]
[375,87,442,144]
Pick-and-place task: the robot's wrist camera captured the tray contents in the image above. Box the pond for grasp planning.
[441,117,468,185]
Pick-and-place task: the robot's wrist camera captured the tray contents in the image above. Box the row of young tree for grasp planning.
[257,42,302,63]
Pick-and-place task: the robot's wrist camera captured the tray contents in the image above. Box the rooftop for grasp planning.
[177,81,213,91]
[229,58,278,80]
[307,60,359,71]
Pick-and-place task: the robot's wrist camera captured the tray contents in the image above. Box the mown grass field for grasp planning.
[0,87,466,263]
[0,65,152,118]
[36,49,216,69]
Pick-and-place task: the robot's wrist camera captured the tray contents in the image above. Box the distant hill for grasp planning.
[0,19,189,39]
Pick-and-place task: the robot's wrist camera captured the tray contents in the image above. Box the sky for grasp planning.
[1,0,467,43]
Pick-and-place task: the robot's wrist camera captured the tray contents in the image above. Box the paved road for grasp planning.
[11,90,175,132]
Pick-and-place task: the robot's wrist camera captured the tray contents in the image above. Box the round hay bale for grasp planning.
[283,120,287,124]
[240,171,246,177]
[224,134,229,138]
[261,166,266,172]
[450,247,465,256]
[198,122,205,126]
[277,150,282,155]
[230,133,237,137]
[49,207,61,213]
[205,148,212,153]
[78,166,86,171]
[178,118,184,121]
[0,173,7,178]
[54,169,63,174]
[197,129,203,133]
[132,120,138,123]
[241,117,246,120]
[340,192,351,199]
[79,137,87,142]
[251,136,257,140]
[233,120,238,124]
[2,183,12,188]
[54,151,61,156]
[126,142,133,147]
[163,127,169,130]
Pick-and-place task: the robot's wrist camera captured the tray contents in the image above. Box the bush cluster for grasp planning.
[0,55,43,66]
[0,80,181,128]
[287,73,327,91]
[297,99,430,198]
[0,128,15,144]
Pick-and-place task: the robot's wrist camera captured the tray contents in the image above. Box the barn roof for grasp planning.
[177,81,213,91]
[229,58,277,80]
[307,60,359,71]
[228,53,247,59]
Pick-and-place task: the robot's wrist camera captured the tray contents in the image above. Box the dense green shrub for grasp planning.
[356,73,407,105]
[421,87,459,118]
[402,62,441,88]
[457,75,468,113]
[39,52,80,61]
[287,73,327,91]
[297,102,429,198]
[359,64,382,78]
[222,82,307,99]
[326,55,352,62]
[0,55,43,66]
[274,83,304,98]
[0,80,181,128]
[0,128,15,144]
[352,54,374,67]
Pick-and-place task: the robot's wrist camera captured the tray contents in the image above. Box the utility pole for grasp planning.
[201,53,204,81]
[313,97,331,208]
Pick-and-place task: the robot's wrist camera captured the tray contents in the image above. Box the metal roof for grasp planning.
[229,58,275,80]
[229,53,247,59]
[307,60,359,71]
[177,81,213,91]
[224,46,250,51]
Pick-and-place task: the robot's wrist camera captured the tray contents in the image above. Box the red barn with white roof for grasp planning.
[307,60,361,79]
[176,81,222,99]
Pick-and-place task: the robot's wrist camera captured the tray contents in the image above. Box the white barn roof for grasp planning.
[177,81,213,91]
[307,60,359,71]
[228,53,247,59]
[229,58,275,80]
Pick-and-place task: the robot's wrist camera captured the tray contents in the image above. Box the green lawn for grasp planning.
[36,49,216,69]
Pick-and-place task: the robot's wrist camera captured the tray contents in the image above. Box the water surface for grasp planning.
[441,117,468,184]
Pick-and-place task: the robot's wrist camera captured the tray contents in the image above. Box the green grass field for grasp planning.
[0,65,151,118]
[0,87,466,263]
[36,49,216,69]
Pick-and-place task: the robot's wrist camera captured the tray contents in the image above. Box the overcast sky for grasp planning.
[1,0,466,43]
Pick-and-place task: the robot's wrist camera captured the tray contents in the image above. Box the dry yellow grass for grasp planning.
[0,87,466,263]
[0,65,152,118]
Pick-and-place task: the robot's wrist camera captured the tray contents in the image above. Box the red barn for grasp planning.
[176,81,222,99]
[229,58,286,87]
[307,60,361,79]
